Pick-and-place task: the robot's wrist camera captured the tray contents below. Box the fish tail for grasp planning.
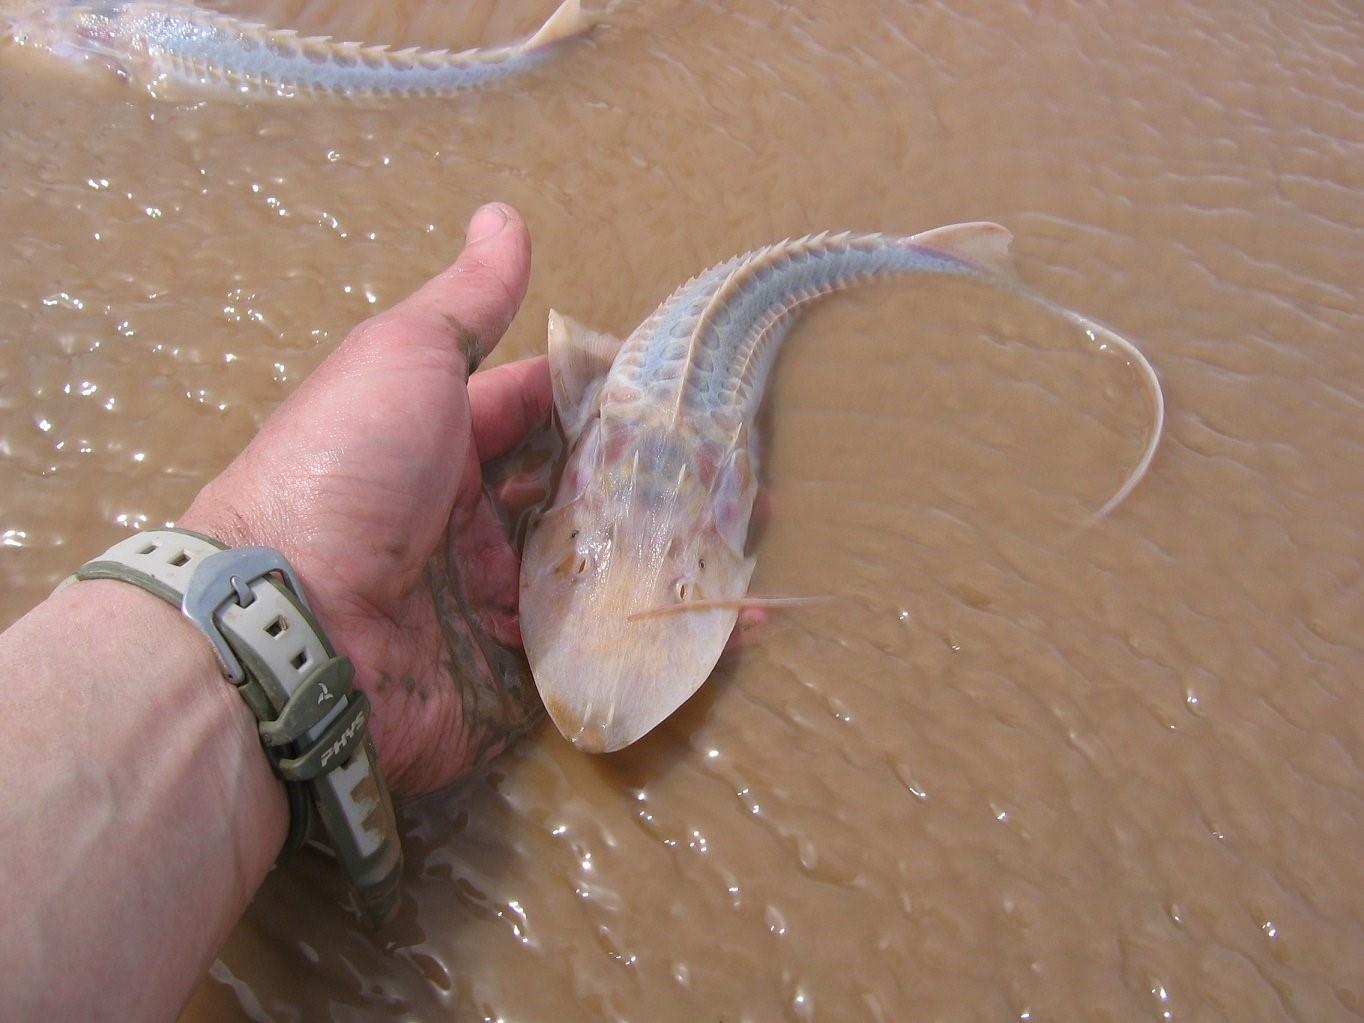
[905,221,1017,278]
[524,0,597,51]
[903,223,1163,518]
[1064,307,1164,520]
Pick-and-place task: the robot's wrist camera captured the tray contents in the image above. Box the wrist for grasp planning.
[0,576,289,1016]
[59,578,291,885]
[67,526,405,922]
[179,489,287,574]
[178,491,337,666]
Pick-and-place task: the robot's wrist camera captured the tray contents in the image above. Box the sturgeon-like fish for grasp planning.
[519,223,1164,753]
[4,0,594,98]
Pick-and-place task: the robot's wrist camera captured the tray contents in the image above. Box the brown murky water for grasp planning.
[3,0,1362,1018]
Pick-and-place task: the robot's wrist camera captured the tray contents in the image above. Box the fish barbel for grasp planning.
[520,223,1164,753]
[4,0,595,98]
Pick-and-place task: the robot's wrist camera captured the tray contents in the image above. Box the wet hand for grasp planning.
[181,203,551,795]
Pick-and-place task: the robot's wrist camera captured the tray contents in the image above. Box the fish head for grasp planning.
[520,419,758,752]
[4,3,63,47]
[6,2,138,72]
[67,3,137,58]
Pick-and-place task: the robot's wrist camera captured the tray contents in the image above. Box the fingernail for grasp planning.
[466,203,508,245]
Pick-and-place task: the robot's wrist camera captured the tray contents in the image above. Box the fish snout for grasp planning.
[541,691,624,754]
[528,603,741,753]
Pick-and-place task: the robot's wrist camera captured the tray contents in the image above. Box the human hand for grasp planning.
[180,203,549,795]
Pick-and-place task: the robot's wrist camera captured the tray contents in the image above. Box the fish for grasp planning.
[518,223,1164,753]
[3,0,595,99]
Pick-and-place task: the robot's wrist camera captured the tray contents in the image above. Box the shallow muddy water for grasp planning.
[1,0,1361,1019]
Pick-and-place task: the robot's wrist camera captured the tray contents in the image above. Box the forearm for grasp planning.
[0,579,287,1020]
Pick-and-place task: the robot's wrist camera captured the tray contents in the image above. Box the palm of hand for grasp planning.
[182,206,550,794]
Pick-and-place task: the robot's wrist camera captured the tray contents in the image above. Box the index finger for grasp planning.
[469,355,554,462]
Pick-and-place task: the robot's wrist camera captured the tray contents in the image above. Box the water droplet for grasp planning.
[764,904,787,936]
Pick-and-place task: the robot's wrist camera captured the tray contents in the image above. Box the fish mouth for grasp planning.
[4,5,56,46]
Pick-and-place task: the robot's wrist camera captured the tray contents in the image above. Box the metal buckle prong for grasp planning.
[182,546,315,683]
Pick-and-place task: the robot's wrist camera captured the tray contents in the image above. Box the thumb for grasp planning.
[353,202,532,375]
[181,204,532,579]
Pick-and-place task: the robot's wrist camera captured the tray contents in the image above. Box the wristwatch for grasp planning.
[62,528,403,925]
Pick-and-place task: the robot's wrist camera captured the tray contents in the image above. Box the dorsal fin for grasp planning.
[547,309,623,443]
[907,221,1014,276]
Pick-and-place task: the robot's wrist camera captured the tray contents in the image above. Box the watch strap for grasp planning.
[68,529,403,925]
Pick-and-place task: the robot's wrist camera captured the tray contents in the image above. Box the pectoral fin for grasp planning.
[547,309,623,444]
[711,443,758,556]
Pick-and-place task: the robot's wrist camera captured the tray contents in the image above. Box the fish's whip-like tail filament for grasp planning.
[1036,298,1164,520]
[626,595,831,623]
[909,225,1162,519]
[923,230,1162,520]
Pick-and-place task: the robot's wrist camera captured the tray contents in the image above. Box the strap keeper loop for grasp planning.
[276,691,371,782]
[258,656,355,748]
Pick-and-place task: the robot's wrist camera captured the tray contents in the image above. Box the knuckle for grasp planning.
[342,312,392,352]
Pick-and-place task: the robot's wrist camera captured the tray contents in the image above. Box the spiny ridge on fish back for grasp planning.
[610,230,1010,434]
[5,0,596,98]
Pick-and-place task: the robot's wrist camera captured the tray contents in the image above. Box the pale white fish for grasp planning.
[520,223,1163,753]
[3,0,596,99]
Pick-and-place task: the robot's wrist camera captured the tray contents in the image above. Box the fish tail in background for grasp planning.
[6,0,601,98]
